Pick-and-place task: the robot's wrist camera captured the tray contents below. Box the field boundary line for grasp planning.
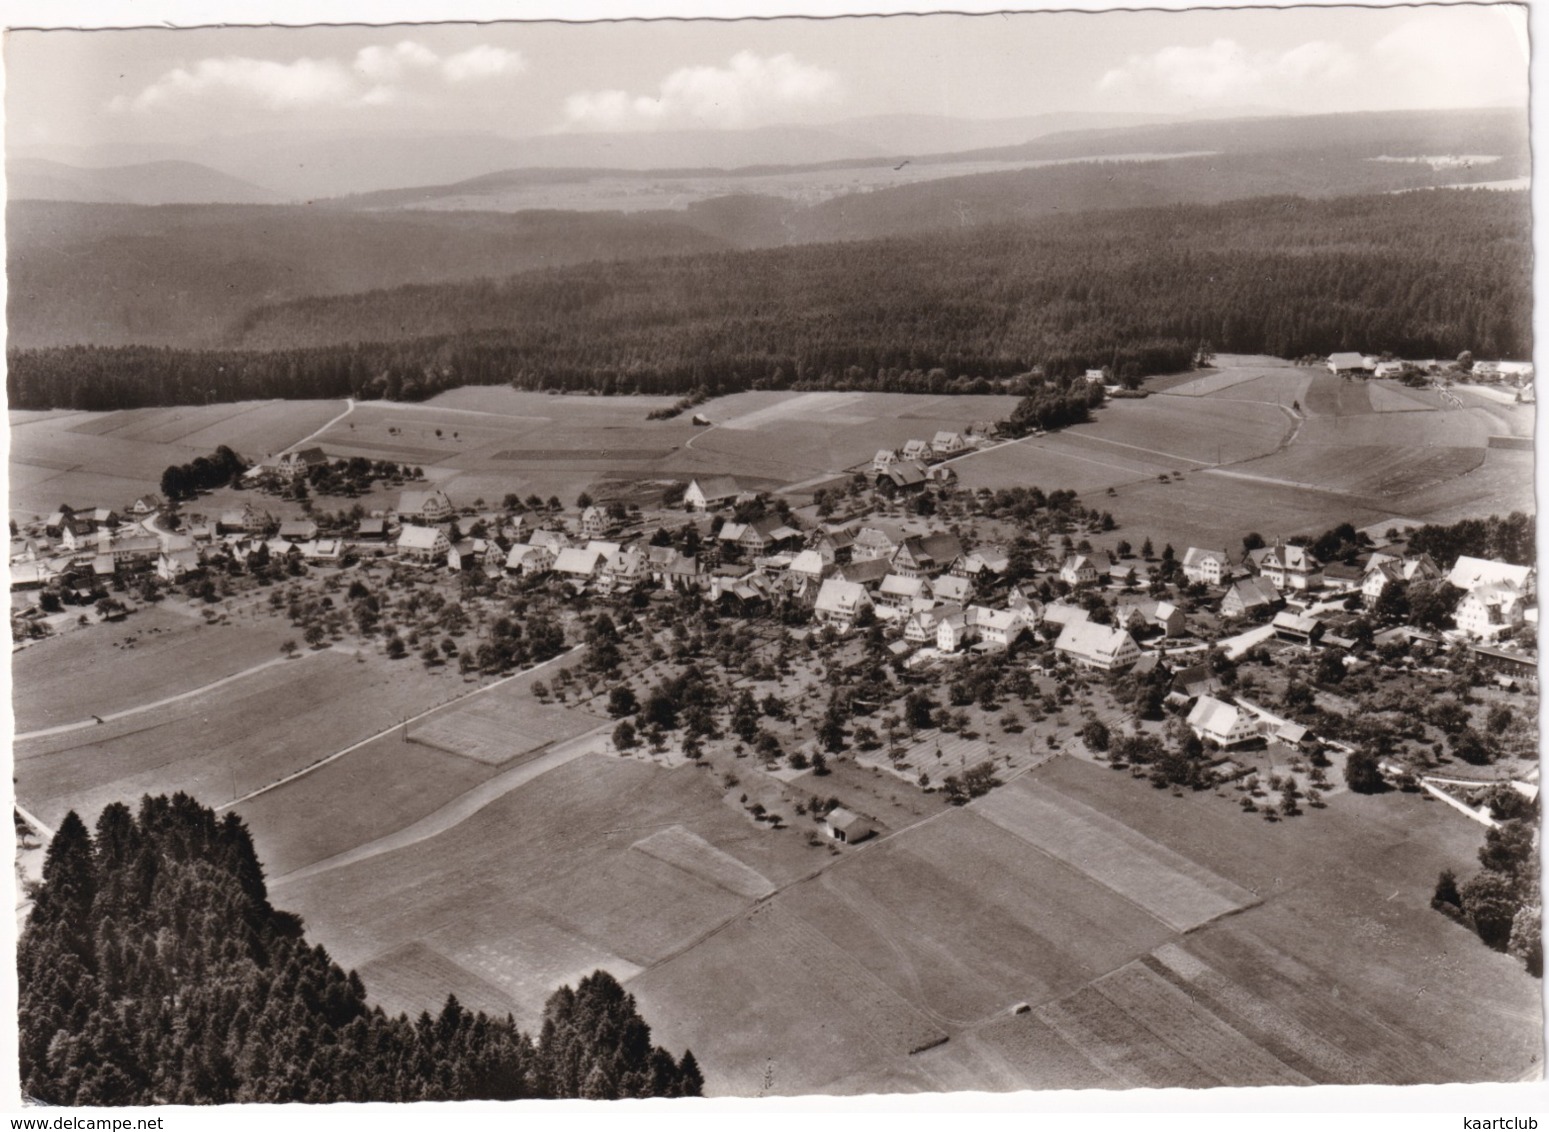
[216,645,580,814]
[268,717,607,887]
[15,653,312,741]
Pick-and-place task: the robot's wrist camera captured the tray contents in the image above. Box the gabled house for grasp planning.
[580,505,610,540]
[530,528,570,553]
[970,606,1028,650]
[1181,547,1232,586]
[684,476,741,512]
[397,489,454,524]
[931,430,968,456]
[722,515,800,557]
[813,578,872,632]
[905,603,960,644]
[901,439,931,462]
[837,557,892,588]
[953,546,1009,581]
[825,808,874,844]
[1455,583,1529,640]
[1060,551,1113,587]
[1448,555,1535,596]
[504,543,555,576]
[1054,620,1140,671]
[813,526,856,566]
[1221,576,1283,619]
[355,517,387,541]
[278,447,329,481]
[553,545,607,583]
[105,535,160,566]
[129,495,163,516]
[936,611,973,654]
[928,573,973,605]
[891,532,964,579]
[397,524,451,563]
[853,524,906,562]
[1272,610,1324,646]
[218,505,261,535]
[1039,600,1089,629]
[1251,541,1321,592]
[877,573,926,615]
[1187,696,1263,748]
[1115,598,1185,638]
[1328,352,1375,375]
[788,549,829,586]
[278,519,319,542]
[872,449,899,473]
[877,459,929,494]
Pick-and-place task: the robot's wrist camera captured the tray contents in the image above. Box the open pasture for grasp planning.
[271,754,819,1035]
[12,604,290,732]
[236,728,504,878]
[630,900,949,1097]
[15,646,462,831]
[1208,371,1314,409]
[632,826,776,901]
[778,810,1178,1024]
[1368,381,1447,412]
[1221,444,1485,498]
[973,778,1256,933]
[408,678,605,766]
[1147,369,1264,398]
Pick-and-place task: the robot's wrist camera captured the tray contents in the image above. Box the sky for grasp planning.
[3,3,1531,152]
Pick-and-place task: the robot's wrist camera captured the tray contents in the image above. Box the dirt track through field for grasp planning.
[215,646,580,814]
[14,652,319,741]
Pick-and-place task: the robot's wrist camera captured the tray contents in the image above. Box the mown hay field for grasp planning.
[409,681,605,766]
[15,644,462,831]
[272,754,820,1034]
[13,604,291,732]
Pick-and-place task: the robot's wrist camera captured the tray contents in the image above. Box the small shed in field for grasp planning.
[825,808,875,844]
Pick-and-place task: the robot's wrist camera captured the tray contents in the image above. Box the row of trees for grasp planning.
[20,794,703,1104]
[8,189,1529,411]
[158,445,249,502]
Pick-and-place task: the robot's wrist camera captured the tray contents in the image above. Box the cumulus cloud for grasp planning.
[563,51,841,131]
[1098,37,1356,105]
[111,40,527,114]
[1371,9,1527,107]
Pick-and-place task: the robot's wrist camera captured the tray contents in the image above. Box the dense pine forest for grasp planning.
[8,189,1529,412]
[18,794,703,1105]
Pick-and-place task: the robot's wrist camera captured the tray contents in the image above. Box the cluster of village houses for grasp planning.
[14,443,1538,751]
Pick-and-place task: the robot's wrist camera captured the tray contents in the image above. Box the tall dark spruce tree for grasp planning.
[18,793,702,1105]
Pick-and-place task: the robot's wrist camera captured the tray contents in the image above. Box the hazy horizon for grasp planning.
[7,6,1528,157]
